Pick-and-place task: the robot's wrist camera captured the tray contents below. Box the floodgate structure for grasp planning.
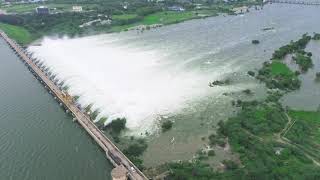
[0,31,148,180]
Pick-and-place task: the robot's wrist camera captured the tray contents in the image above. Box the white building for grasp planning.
[72,6,82,12]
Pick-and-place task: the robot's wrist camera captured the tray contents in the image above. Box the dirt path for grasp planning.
[274,113,320,166]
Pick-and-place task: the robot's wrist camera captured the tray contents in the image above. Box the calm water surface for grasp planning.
[0,39,112,180]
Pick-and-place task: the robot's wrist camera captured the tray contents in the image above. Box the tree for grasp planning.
[108,118,126,134]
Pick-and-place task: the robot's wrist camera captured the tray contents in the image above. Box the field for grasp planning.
[0,23,33,44]
[113,14,139,21]
[270,61,295,77]
[0,4,39,13]
[141,11,197,25]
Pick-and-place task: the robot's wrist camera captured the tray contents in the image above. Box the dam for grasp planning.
[0,31,148,180]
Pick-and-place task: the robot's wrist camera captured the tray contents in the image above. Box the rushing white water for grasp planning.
[28,35,245,134]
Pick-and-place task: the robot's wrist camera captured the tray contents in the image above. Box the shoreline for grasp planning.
[0,3,263,46]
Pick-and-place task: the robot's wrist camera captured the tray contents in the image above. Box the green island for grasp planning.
[151,33,320,179]
[0,0,262,45]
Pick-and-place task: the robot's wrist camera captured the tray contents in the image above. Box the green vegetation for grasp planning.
[252,39,260,44]
[256,34,317,90]
[113,14,139,21]
[257,61,300,91]
[247,70,255,76]
[293,53,313,72]
[207,150,215,156]
[313,33,320,40]
[229,99,288,135]
[161,120,173,132]
[166,34,320,179]
[272,34,311,60]
[84,103,93,113]
[141,11,196,25]
[107,118,126,134]
[285,111,320,159]
[89,109,100,120]
[96,116,107,129]
[208,133,226,147]
[72,95,80,101]
[0,23,33,44]
[0,3,39,13]
[0,0,260,44]
[316,72,320,79]
[123,139,148,170]
[269,61,294,76]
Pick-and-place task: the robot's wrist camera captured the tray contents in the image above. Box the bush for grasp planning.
[90,109,100,120]
[252,40,260,44]
[123,141,147,157]
[222,160,238,170]
[108,118,126,134]
[247,71,255,76]
[209,134,226,147]
[208,150,215,156]
[161,120,173,132]
[313,33,320,40]
[293,53,313,72]
[272,34,311,59]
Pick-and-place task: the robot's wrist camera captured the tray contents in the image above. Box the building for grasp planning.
[232,6,248,14]
[168,5,185,12]
[72,6,82,12]
[36,6,49,15]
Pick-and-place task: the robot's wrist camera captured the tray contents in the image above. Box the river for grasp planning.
[0,39,112,180]
[27,4,320,166]
[1,3,320,175]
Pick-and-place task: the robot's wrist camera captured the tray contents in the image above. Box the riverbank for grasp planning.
[0,1,263,45]
[0,23,34,45]
[159,33,320,179]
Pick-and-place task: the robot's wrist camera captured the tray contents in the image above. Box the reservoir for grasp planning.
[0,38,112,179]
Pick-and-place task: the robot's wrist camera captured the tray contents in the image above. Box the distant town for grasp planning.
[0,0,261,45]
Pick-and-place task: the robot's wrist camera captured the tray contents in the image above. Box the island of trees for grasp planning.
[160,33,320,179]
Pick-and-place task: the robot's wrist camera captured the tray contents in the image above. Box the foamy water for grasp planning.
[28,34,245,134]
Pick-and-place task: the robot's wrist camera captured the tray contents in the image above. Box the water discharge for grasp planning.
[29,36,237,134]
[28,4,320,136]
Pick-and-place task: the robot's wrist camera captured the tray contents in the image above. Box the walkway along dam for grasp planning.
[0,31,148,180]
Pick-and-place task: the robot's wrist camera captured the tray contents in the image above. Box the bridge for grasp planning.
[264,0,320,5]
[0,31,148,180]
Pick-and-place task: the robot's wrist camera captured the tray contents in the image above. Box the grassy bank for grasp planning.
[0,0,256,44]
[0,23,34,44]
[163,34,320,179]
